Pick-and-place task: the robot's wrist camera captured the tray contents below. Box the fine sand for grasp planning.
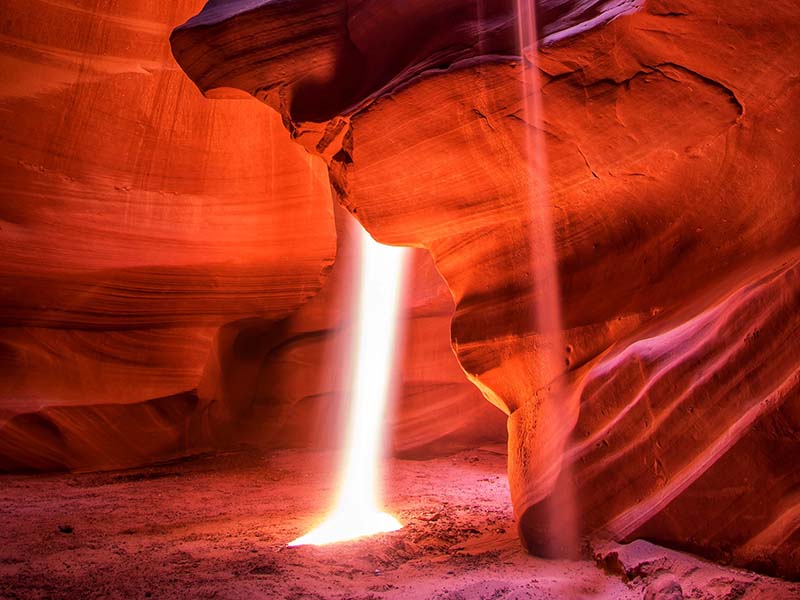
[1,448,797,599]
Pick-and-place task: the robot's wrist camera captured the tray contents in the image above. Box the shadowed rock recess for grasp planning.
[170,0,800,579]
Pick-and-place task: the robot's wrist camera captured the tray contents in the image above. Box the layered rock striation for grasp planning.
[0,0,338,469]
[171,0,800,577]
[0,1,502,471]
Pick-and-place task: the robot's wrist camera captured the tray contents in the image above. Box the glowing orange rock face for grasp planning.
[0,0,332,470]
[171,0,800,578]
[0,1,504,470]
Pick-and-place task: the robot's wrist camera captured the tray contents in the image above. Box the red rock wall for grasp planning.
[0,1,504,470]
[171,0,800,578]
[0,0,339,469]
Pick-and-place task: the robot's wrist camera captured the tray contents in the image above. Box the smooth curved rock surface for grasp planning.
[0,0,337,470]
[0,0,505,471]
[172,0,642,125]
[171,0,800,578]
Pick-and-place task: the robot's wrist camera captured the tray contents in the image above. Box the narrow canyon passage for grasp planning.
[1,0,799,597]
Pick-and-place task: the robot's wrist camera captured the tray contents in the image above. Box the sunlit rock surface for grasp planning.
[171,0,800,578]
[0,1,339,470]
[0,1,504,471]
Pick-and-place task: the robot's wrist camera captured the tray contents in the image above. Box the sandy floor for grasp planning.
[1,447,797,599]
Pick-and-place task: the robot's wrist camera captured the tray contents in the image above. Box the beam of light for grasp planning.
[515,0,579,559]
[289,226,409,547]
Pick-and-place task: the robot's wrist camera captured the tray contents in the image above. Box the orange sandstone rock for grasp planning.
[0,0,336,469]
[171,0,800,577]
[0,0,503,470]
